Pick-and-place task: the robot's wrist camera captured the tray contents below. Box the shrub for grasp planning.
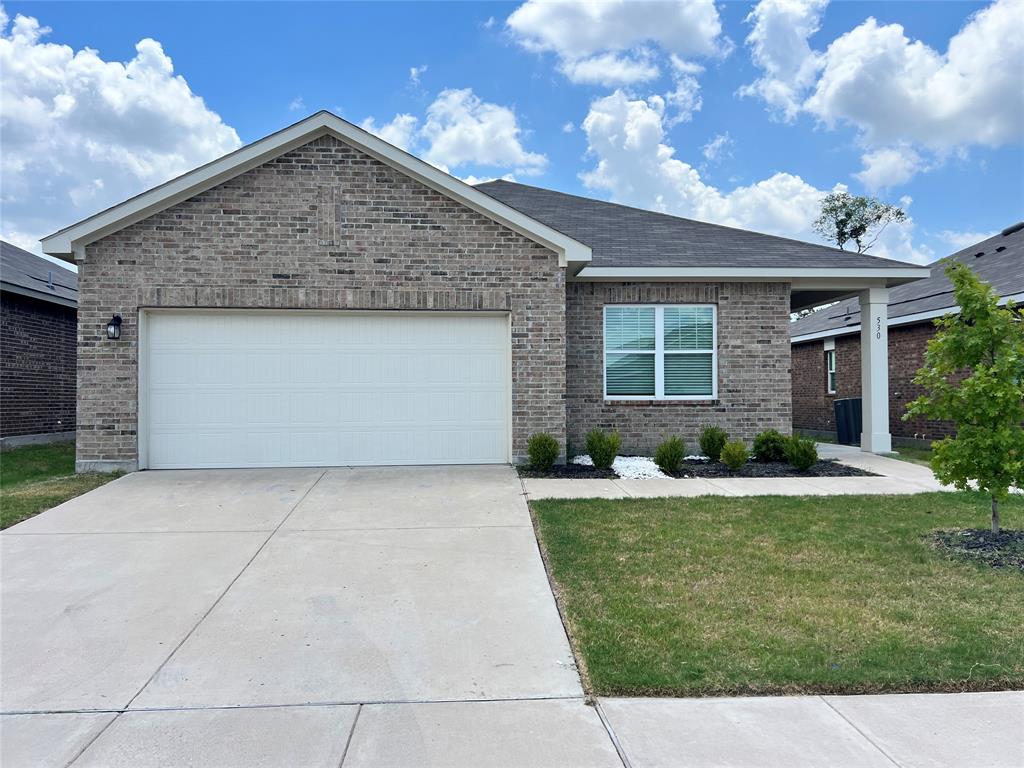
[527,432,560,472]
[654,436,686,474]
[720,440,749,471]
[785,435,818,471]
[698,426,728,461]
[752,429,788,462]
[586,429,621,470]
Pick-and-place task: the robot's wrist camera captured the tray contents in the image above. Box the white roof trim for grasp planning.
[791,291,1024,343]
[41,111,592,268]
[574,266,930,282]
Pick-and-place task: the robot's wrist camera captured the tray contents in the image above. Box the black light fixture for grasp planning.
[106,314,122,340]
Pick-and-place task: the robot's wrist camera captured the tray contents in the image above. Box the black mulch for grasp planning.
[517,458,876,480]
[516,463,617,479]
[930,529,1024,571]
[667,458,877,479]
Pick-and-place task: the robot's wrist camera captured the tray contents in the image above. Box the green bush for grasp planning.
[654,436,686,474]
[785,435,819,471]
[586,429,621,470]
[527,432,560,471]
[752,429,788,462]
[720,440,749,471]
[698,426,728,461]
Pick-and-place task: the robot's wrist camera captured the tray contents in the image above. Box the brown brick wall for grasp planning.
[791,323,954,440]
[566,281,792,454]
[77,135,565,469]
[1,292,77,438]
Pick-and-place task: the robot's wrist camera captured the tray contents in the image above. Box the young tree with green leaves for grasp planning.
[813,192,907,253]
[905,263,1024,533]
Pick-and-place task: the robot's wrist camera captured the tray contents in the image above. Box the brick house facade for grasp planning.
[792,323,954,442]
[1,242,78,448]
[43,113,923,471]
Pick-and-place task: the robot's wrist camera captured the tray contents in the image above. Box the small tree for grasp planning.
[905,263,1024,533]
[813,192,906,253]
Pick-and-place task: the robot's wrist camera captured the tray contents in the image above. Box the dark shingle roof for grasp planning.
[474,179,915,271]
[1,240,78,305]
[790,224,1024,339]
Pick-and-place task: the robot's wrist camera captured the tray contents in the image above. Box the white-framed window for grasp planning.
[603,304,717,400]
[825,349,837,393]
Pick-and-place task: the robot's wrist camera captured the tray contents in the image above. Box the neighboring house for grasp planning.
[1,240,78,449]
[40,112,928,472]
[790,224,1024,445]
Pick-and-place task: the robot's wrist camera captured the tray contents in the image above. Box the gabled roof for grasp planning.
[790,223,1024,341]
[475,180,925,280]
[41,111,592,269]
[1,240,77,307]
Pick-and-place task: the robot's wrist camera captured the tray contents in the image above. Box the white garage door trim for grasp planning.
[138,309,512,469]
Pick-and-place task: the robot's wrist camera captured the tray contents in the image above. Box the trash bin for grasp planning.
[834,397,863,446]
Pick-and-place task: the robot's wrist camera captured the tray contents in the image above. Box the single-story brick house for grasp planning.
[41,112,928,472]
[1,240,78,450]
[790,224,1023,445]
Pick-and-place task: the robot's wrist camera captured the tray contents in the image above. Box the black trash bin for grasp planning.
[834,397,863,446]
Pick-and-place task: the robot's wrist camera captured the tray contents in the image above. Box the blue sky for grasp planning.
[2,1,1021,266]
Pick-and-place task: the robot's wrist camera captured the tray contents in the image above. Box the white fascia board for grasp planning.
[790,291,1024,344]
[574,266,930,282]
[41,112,591,268]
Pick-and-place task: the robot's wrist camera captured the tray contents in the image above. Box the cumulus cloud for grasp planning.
[701,132,733,162]
[409,64,427,85]
[0,7,241,251]
[739,0,827,120]
[362,88,547,177]
[935,229,998,251]
[579,90,929,261]
[742,0,1023,187]
[506,0,728,86]
[288,96,305,112]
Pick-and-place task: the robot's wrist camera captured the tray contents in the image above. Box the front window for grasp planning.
[604,305,716,399]
[826,349,837,393]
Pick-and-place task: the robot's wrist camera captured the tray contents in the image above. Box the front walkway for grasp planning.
[524,443,948,500]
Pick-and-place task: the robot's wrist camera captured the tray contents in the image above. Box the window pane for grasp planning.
[606,353,655,396]
[605,307,655,351]
[664,306,714,351]
[664,353,713,396]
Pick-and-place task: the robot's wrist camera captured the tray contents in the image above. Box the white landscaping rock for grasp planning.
[572,455,669,480]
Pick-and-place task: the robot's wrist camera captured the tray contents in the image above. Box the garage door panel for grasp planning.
[144,312,510,468]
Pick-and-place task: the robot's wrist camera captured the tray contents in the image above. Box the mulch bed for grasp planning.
[667,458,877,479]
[517,458,876,480]
[517,463,617,479]
[930,529,1024,571]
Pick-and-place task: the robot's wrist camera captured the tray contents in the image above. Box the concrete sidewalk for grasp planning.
[525,443,950,500]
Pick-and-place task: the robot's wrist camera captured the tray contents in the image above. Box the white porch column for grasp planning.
[859,287,891,453]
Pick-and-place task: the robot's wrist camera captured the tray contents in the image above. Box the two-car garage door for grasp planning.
[142,312,510,469]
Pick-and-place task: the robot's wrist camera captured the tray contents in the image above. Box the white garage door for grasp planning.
[142,312,510,469]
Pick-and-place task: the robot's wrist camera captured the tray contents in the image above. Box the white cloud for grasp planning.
[935,229,998,251]
[701,132,733,162]
[562,121,575,134]
[409,64,427,85]
[741,0,1024,187]
[580,90,930,261]
[288,96,305,112]
[506,0,728,86]
[0,7,241,250]
[362,88,547,177]
[854,145,926,191]
[665,56,704,123]
[739,0,827,120]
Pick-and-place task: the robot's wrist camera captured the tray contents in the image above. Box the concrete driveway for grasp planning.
[1,466,621,767]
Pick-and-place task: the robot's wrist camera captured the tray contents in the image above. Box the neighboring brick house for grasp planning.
[790,225,1024,445]
[1,240,78,449]
[41,112,926,472]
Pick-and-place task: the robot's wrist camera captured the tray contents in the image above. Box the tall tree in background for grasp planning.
[905,263,1024,533]
[813,192,907,253]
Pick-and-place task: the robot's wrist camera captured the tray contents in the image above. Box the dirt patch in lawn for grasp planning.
[667,458,877,479]
[930,529,1024,571]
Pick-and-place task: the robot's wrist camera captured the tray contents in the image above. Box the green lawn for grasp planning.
[533,492,1024,697]
[891,443,935,467]
[1,442,121,529]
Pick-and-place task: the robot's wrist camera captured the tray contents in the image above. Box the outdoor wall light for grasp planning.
[106,314,122,340]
